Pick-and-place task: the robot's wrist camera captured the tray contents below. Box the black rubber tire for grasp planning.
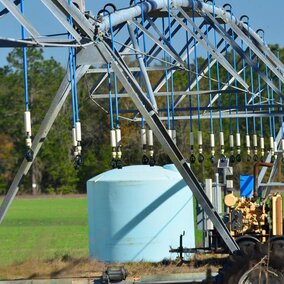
[218,243,284,284]
[270,238,284,272]
[237,238,258,256]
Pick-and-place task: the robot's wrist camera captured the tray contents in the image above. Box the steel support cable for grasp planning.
[90,19,154,97]
[110,34,251,96]
[111,17,180,101]
[145,17,179,66]
[175,33,236,109]
[153,19,211,99]
[196,6,283,105]
[0,0,40,43]
[172,8,249,91]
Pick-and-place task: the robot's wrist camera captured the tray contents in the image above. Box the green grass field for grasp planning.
[0,194,282,268]
[0,197,89,266]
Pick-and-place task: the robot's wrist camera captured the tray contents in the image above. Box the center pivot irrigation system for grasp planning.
[0,0,283,267]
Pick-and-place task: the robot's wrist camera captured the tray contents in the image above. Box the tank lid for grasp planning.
[88,165,182,182]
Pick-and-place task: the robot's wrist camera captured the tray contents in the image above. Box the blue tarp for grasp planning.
[240,175,254,198]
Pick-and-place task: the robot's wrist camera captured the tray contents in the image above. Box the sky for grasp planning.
[0,0,283,67]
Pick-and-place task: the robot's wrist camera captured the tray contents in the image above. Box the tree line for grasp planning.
[0,46,283,194]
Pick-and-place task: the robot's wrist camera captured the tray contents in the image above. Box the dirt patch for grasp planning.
[13,194,87,199]
[0,254,228,281]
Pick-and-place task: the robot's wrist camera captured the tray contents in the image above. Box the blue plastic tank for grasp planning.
[87,165,195,262]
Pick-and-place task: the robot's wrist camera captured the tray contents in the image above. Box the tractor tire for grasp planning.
[270,238,284,273]
[217,243,284,284]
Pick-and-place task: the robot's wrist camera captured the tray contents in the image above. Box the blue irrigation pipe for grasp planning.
[257,59,264,139]
[72,48,79,122]
[162,18,171,129]
[247,22,256,135]
[140,2,147,66]
[206,23,213,134]
[167,0,175,130]
[223,21,232,135]
[271,87,276,140]
[265,65,273,139]
[185,19,193,133]
[241,39,249,136]
[20,0,29,112]
[230,10,240,134]
[109,14,120,127]
[107,63,114,129]
[191,0,201,131]
[68,0,77,127]
[212,0,222,133]
[139,1,146,128]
